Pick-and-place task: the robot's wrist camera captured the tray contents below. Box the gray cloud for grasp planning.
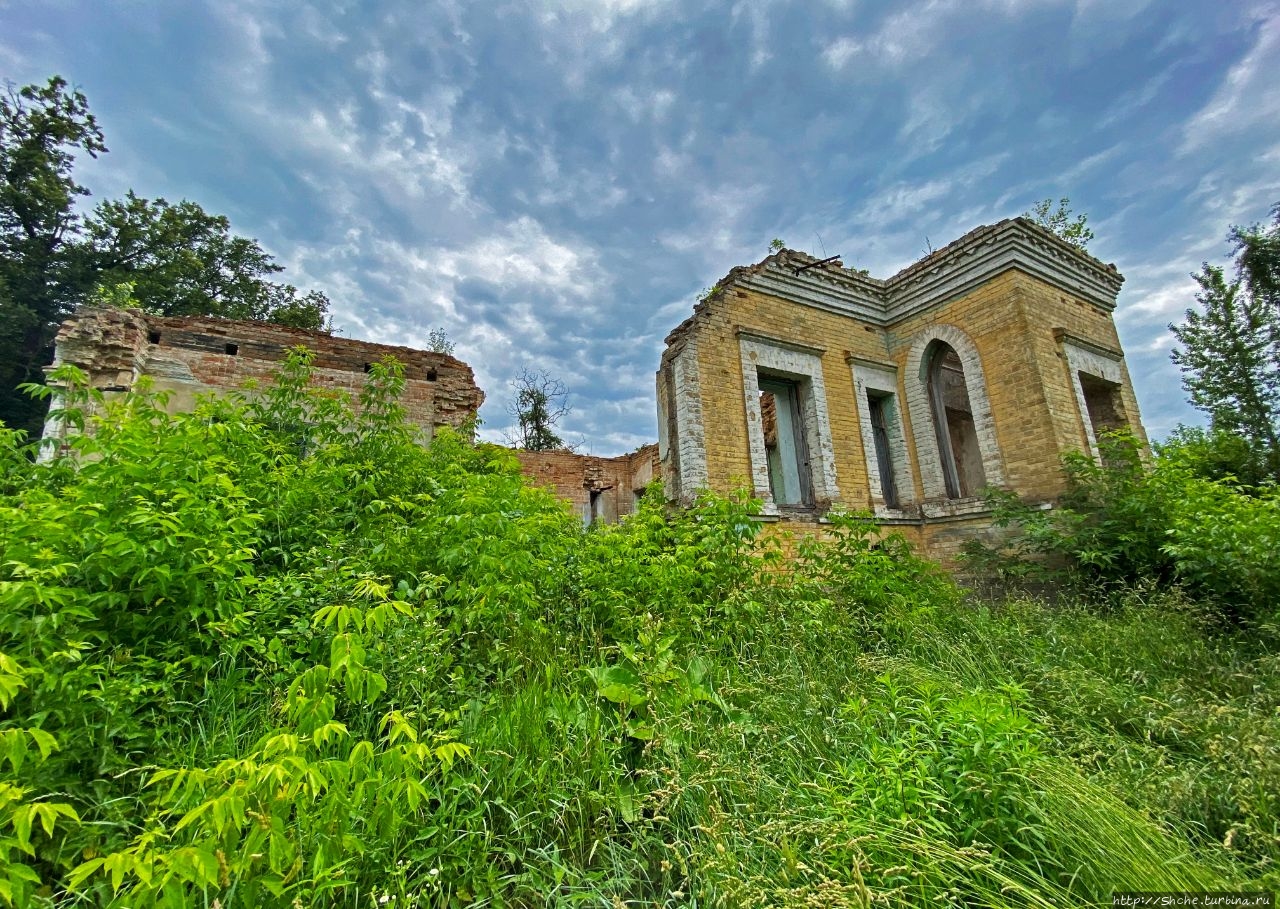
[3,0,1278,451]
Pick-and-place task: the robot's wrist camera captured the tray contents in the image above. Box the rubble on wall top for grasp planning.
[882,217,1122,290]
[662,217,1126,347]
[140,310,471,371]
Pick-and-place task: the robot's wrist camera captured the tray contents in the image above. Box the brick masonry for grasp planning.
[656,217,1148,566]
[43,307,484,447]
[44,216,1150,568]
[514,445,659,524]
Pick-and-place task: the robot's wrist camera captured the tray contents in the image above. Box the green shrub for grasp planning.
[971,431,1280,622]
[0,358,1272,906]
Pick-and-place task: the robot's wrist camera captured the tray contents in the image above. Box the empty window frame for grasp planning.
[738,330,840,514]
[1080,373,1125,440]
[851,358,914,510]
[759,377,813,507]
[866,393,899,508]
[1058,332,1129,462]
[926,342,987,499]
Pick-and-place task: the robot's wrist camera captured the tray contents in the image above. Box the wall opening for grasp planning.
[224,342,239,356]
[759,375,813,507]
[927,342,987,498]
[1080,372,1125,444]
[148,330,161,345]
[866,392,899,508]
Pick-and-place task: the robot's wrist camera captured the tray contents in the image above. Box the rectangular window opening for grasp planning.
[867,392,899,509]
[148,330,161,345]
[1080,372,1125,446]
[759,376,813,508]
[587,489,613,526]
[224,342,239,356]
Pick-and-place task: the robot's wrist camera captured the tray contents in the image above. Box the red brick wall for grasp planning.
[46,307,483,438]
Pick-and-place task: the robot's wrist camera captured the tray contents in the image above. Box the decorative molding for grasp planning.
[920,497,993,521]
[739,268,887,324]
[739,335,840,514]
[730,220,1124,327]
[1059,335,1126,462]
[670,342,708,502]
[1053,328,1122,361]
[885,225,1123,320]
[850,359,916,508]
[734,327,827,357]
[846,353,898,370]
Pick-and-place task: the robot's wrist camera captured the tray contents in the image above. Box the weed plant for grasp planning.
[0,356,1274,906]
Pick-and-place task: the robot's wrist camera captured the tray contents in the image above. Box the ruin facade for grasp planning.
[42,216,1149,563]
[656,217,1147,563]
[514,445,659,525]
[41,307,484,451]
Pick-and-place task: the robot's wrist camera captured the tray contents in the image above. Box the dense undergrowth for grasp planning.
[0,354,1276,907]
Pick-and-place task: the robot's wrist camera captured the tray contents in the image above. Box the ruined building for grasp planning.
[40,307,484,452]
[656,217,1147,562]
[513,447,659,525]
[43,216,1148,559]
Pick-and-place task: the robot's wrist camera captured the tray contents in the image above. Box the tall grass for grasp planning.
[0,361,1275,906]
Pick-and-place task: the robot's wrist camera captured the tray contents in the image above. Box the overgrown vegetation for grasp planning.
[0,360,1276,906]
[1170,202,1280,484]
[1,76,332,438]
[969,431,1280,625]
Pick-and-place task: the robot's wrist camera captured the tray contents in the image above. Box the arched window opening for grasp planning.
[927,343,987,498]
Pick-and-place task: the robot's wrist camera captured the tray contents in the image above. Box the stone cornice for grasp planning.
[738,264,885,323]
[845,353,898,371]
[1053,328,1123,361]
[716,219,1124,327]
[735,327,827,356]
[884,218,1124,319]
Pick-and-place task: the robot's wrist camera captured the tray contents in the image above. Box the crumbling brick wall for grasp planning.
[514,444,659,525]
[43,307,483,446]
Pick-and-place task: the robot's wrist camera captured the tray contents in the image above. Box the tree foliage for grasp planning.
[1170,204,1280,483]
[506,366,569,450]
[85,192,330,328]
[1025,197,1094,251]
[0,77,105,437]
[1231,202,1280,312]
[0,76,331,437]
[425,326,455,355]
[970,431,1280,623]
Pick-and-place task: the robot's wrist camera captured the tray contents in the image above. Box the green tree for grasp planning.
[0,77,105,436]
[85,192,329,327]
[1025,197,1094,251]
[1170,205,1280,483]
[0,76,330,438]
[1229,202,1280,312]
[506,367,569,450]
[426,326,455,355]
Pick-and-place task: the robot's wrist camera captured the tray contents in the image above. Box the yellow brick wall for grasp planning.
[886,272,1059,499]
[674,264,1144,564]
[1013,272,1148,461]
[693,286,893,509]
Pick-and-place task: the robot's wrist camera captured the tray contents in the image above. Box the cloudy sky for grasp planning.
[4,0,1278,452]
